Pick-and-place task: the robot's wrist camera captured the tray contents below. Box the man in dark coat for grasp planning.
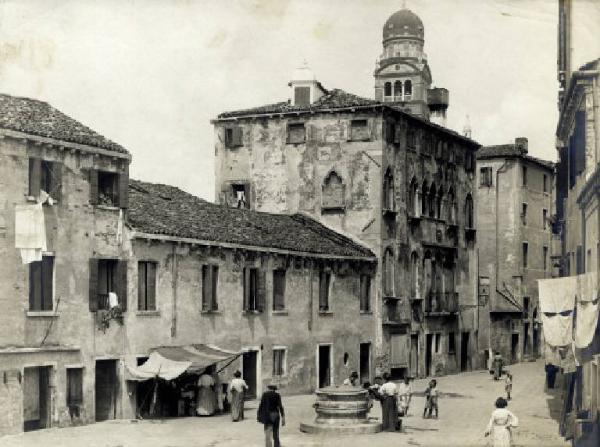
[257,383,285,447]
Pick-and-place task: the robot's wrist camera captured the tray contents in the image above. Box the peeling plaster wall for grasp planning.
[0,136,128,434]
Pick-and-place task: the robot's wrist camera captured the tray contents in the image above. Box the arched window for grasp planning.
[436,187,444,219]
[383,168,395,211]
[447,187,456,223]
[394,80,402,100]
[421,181,429,216]
[465,193,474,228]
[404,80,412,99]
[428,183,437,217]
[409,177,419,216]
[322,171,345,210]
[410,252,420,299]
[383,247,395,296]
[384,82,392,97]
[423,250,433,301]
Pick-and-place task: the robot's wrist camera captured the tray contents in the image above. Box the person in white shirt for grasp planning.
[379,373,399,431]
[397,377,413,415]
[228,370,249,421]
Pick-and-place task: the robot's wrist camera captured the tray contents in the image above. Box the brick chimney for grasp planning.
[515,137,528,154]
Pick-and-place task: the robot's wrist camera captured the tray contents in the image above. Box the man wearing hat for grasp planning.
[257,383,285,447]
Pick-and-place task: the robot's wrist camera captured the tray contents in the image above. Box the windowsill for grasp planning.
[360,310,373,315]
[243,310,262,315]
[136,310,160,317]
[27,311,59,318]
[349,138,371,142]
[26,195,59,205]
[318,310,333,316]
[201,310,221,315]
[95,204,119,211]
[272,310,288,315]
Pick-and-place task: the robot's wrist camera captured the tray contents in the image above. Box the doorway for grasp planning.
[242,350,259,399]
[511,333,519,363]
[410,334,419,377]
[425,333,433,376]
[533,326,539,357]
[524,323,530,357]
[460,332,470,372]
[23,366,51,431]
[318,344,332,388]
[95,360,118,421]
[359,343,371,384]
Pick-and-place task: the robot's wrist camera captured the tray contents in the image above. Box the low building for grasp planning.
[476,138,555,366]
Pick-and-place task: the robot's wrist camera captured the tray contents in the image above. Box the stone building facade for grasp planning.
[476,139,555,366]
[0,94,376,436]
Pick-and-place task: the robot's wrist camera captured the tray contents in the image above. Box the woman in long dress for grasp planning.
[484,397,519,447]
[196,370,217,416]
[379,373,399,431]
[228,370,249,422]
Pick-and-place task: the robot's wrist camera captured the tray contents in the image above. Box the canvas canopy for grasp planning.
[126,344,241,382]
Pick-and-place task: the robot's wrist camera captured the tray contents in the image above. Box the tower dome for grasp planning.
[383,9,424,41]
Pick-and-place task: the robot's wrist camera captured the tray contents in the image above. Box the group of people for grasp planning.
[361,373,415,432]
[195,368,249,422]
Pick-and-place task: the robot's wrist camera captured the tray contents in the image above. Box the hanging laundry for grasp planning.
[108,292,119,308]
[574,271,599,349]
[14,203,47,264]
[538,276,577,347]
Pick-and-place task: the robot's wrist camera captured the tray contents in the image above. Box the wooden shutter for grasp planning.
[29,158,41,197]
[29,261,42,311]
[116,260,128,311]
[256,269,267,312]
[89,258,99,311]
[576,245,583,275]
[138,262,146,310]
[202,265,211,311]
[211,265,219,310]
[575,111,586,175]
[390,334,409,368]
[273,270,286,311]
[50,162,62,201]
[243,268,250,310]
[233,127,243,147]
[319,271,329,310]
[147,262,156,311]
[42,256,54,311]
[385,122,395,144]
[118,170,129,209]
[89,170,99,205]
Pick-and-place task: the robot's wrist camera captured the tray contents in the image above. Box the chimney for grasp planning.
[515,137,528,154]
[427,88,449,127]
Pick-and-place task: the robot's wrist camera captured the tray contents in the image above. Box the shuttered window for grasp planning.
[225,127,243,148]
[243,267,266,312]
[480,167,492,187]
[273,348,286,376]
[29,159,62,201]
[294,87,311,106]
[66,368,83,407]
[574,111,586,175]
[319,271,331,311]
[272,270,286,311]
[202,265,219,311]
[359,274,371,312]
[138,261,157,311]
[89,170,128,208]
[89,259,127,311]
[29,255,54,311]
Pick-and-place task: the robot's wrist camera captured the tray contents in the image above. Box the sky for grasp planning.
[0,0,599,200]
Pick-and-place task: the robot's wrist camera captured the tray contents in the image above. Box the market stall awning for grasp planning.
[126,344,241,381]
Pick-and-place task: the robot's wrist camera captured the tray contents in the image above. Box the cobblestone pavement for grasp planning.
[1,360,568,447]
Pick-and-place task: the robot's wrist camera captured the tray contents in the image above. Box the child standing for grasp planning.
[505,372,513,401]
[423,379,439,419]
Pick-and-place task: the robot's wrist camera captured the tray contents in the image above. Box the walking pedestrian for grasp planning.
[257,383,285,447]
[484,397,519,447]
[397,377,413,416]
[423,379,439,419]
[196,368,217,416]
[493,352,504,381]
[228,370,249,421]
[504,372,513,401]
[379,373,399,431]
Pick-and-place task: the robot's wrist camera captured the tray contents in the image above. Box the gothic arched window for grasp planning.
[404,80,412,99]
[436,187,444,219]
[409,177,419,216]
[410,251,420,299]
[447,187,456,223]
[322,171,345,210]
[428,183,437,217]
[394,80,402,100]
[421,181,429,216]
[384,82,392,97]
[383,247,395,297]
[465,193,474,228]
[383,168,395,211]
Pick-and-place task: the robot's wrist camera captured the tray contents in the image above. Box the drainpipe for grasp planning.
[171,244,178,337]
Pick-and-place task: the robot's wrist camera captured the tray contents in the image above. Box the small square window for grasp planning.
[480,167,493,187]
[350,120,369,141]
[287,123,306,144]
[225,127,243,148]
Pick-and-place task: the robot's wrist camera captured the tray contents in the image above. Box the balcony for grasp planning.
[383,301,410,326]
[424,292,458,316]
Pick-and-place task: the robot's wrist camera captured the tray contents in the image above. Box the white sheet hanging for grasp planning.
[15,202,47,264]
[538,276,577,347]
[575,272,599,349]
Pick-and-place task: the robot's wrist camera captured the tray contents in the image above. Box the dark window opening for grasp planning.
[272,269,286,311]
[522,243,528,269]
[407,129,416,149]
[384,82,392,97]
[383,168,395,211]
[244,267,265,312]
[287,123,306,144]
[543,247,548,271]
[521,203,528,226]
[543,174,548,193]
[319,271,331,311]
[350,119,369,141]
[29,255,54,311]
[66,368,83,415]
[383,248,395,297]
[465,151,474,172]
[89,258,127,312]
[543,209,548,230]
[231,183,250,209]
[202,265,219,311]
[480,167,492,187]
[98,171,118,207]
[448,332,456,354]
[522,166,528,187]
[273,349,286,376]
[465,194,474,228]
[523,296,530,317]
[394,80,402,98]
[360,274,371,312]
[138,261,157,311]
[98,259,117,310]
[29,158,62,201]
[225,126,243,148]
[404,80,412,99]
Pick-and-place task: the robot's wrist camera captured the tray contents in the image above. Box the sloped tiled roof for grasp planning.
[478,144,554,170]
[218,89,380,119]
[128,179,375,260]
[0,94,127,153]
